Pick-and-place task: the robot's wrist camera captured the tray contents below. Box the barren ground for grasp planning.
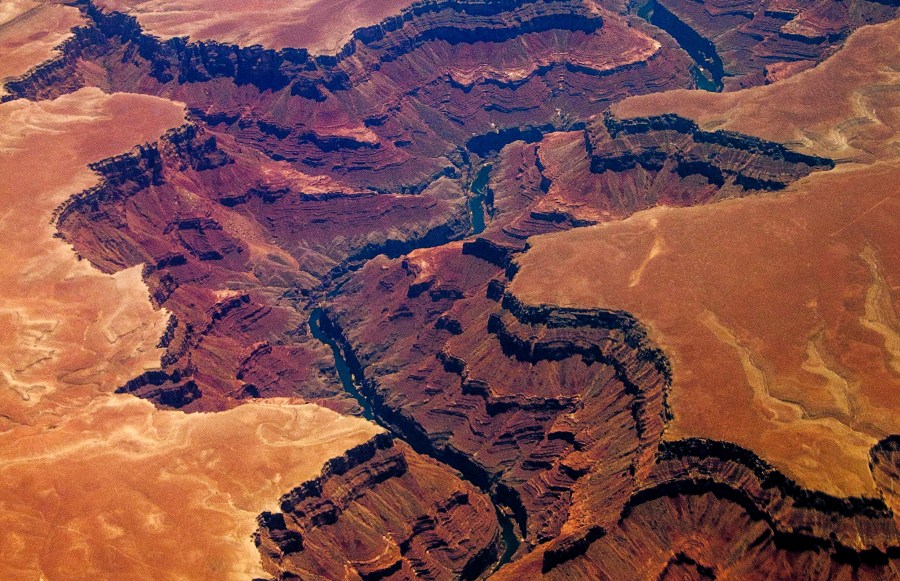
[511,20,900,498]
[0,87,379,580]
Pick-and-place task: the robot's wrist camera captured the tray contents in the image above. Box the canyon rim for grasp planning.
[1,0,899,579]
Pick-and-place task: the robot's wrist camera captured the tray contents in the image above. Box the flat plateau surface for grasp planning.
[96,0,417,52]
[511,20,900,498]
[0,87,379,580]
[0,0,84,96]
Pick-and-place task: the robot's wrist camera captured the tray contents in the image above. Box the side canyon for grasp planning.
[1,0,899,579]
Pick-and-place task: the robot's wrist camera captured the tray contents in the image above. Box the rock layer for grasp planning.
[256,434,503,580]
[503,19,900,576]
[0,87,380,581]
[320,243,669,550]
[635,0,898,90]
[3,0,899,579]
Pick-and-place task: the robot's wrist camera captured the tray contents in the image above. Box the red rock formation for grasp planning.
[5,0,899,578]
[320,243,669,549]
[6,0,693,189]
[499,438,900,578]
[635,0,898,90]
[41,0,701,413]
[470,111,832,255]
[255,433,503,580]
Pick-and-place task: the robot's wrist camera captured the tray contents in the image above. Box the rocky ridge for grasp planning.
[255,433,504,580]
[6,0,899,578]
[634,0,898,90]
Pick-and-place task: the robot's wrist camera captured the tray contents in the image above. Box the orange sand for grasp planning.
[96,0,416,53]
[0,0,84,97]
[511,20,900,498]
[0,88,380,579]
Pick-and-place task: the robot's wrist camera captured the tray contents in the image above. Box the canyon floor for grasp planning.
[1,0,899,579]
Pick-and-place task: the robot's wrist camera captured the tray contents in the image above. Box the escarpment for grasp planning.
[55,119,476,412]
[45,0,701,415]
[469,110,832,253]
[871,437,900,522]
[633,0,898,90]
[5,0,693,191]
[255,433,504,580]
[590,113,833,191]
[315,234,900,579]
[499,437,900,579]
[8,0,900,577]
[321,244,670,548]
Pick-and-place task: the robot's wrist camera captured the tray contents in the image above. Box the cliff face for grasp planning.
[321,229,900,578]
[499,437,900,579]
[5,0,693,191]
[471,111,832,255]
[55,120,473,411]
[255,433,503,580]
[10,0,900,578]
[321,244,670,550]
[635,0,898,90]
[43,0,697,414]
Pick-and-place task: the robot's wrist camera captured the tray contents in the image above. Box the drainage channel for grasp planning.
[637,0,724,91]
[468,163,493,235]
[308,307,522,577]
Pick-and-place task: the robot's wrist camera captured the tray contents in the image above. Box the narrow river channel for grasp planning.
[468,164,492,235]
[308,307,521,576]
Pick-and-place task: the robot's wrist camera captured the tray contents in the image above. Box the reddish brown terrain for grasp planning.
[2,0,899,579]
[94,0,417,53]
[635,0,898,90]
[0,0,83,97]
[0,87,381,580]
[505,18,900,577]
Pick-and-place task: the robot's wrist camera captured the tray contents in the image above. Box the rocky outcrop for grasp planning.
[54,123,230,237]
[44,0,695,413]
[592,112,833,190]
[255,433,503,580]
[15,0,900,577]
[871,436,900,520]
[5,0,693,192]
[499,437,900,578]
[634,0,898,90]
[322,244,671,549]
[475,112,832,250]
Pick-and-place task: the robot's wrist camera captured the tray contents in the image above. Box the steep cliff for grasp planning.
[7,0,898,578]
[255,433,503,580]
[321,243,670,549]
[634,0,898,90]
[472,111,832,252]
[5,0,693,191]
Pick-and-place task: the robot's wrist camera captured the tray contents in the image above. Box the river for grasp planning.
[468,164,492,235]
[307,307,522,577]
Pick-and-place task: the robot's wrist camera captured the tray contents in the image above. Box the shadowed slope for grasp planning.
[0,88,380,580]
[511,19,900,498]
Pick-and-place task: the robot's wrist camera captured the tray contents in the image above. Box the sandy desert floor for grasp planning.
[511,19,900,498]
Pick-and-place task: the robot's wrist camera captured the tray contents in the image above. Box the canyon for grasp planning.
[1,0,899,579]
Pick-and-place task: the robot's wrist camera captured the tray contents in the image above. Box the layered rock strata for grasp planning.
[467,110,832,255]
[4,0,899,578]
[255,433,503,580]
[319,243,668,550]
[4,0,692,191]
[634,0,898,90]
